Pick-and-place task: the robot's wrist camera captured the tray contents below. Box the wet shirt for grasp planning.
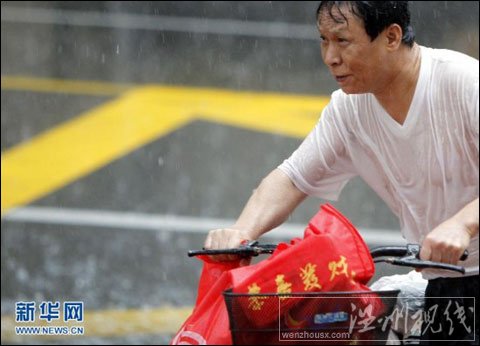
[278,46,479,280]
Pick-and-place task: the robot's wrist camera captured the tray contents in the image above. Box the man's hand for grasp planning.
[202,169,307,265]
[420,217,473,265]
[204,228,254,264]
[420,199,478,266]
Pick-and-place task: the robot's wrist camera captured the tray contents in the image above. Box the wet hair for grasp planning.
[316,1,415,47]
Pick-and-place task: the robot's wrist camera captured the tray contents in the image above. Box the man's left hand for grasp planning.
[420,216,471,265]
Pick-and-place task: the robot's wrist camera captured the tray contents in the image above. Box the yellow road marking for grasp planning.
[1,306,193,341]
[1,75,133,96]
[1,78,329,214]
[154,85,327,137]
[1,87,193,213]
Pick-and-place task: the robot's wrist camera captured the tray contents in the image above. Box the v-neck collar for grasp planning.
[372,46,430,135]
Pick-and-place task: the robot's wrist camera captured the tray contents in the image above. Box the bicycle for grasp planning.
[189,242,468,345]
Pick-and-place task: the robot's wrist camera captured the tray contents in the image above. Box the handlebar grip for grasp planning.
[188,248,252,257]
[413,248,469,261]
[188,243,277,257]
[188,249,209,257]
[371,245,469,261]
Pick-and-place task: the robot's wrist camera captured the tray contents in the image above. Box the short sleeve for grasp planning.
[278,99,356,201]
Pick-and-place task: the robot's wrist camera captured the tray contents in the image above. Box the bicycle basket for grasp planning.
[224,289,400,345]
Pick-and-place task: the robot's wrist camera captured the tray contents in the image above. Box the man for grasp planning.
[205,2,478,343]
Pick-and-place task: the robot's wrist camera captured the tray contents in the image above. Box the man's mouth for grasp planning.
[335,75,350,83]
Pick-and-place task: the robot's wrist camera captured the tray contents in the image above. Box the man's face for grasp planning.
[317,5,387,94]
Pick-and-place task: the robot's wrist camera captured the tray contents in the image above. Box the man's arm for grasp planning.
[420,198,479,265]
[204,168,307,260]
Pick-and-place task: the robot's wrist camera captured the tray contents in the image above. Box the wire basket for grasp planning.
[224,289,400,345]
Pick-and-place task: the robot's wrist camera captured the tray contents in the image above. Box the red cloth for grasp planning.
[171,260,240,345]
[171,204,378,345]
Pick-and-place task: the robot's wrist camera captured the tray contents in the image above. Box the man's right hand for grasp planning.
[204,228,254,263]
[202,168,306,264]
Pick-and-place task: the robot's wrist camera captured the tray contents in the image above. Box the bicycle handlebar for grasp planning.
[371,244,468,274]
[369,244,468,261]
[188,242,469,274]
[188,241,277,257]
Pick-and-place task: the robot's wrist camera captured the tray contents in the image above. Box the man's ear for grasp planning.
[384,24,403,51]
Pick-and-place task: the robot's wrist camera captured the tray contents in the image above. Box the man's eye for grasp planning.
[338,38,349,44]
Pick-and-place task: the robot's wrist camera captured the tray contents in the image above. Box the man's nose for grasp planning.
[322,44,341,67]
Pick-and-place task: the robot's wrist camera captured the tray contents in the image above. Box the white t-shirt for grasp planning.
[278,46,479,280]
